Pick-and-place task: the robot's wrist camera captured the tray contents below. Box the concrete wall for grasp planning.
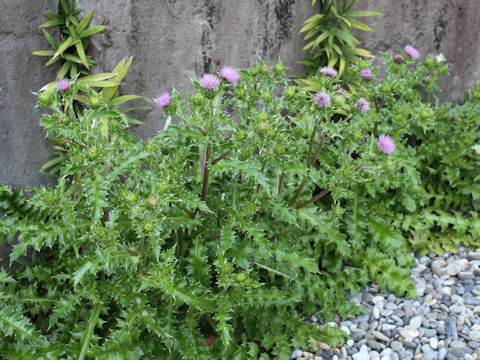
[2,0,480,189]
[0,1,58,189]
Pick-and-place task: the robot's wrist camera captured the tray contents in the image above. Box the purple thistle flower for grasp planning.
[57,78,70,92]
[199,74,220,91]
[404,45,420,60]
[355,98,370,113]
[320,66,338,77]
[155,91,172,108]
[314,92,331,108]
[219,66,240,83]
[361,68,373,79]
[377,134,396,154]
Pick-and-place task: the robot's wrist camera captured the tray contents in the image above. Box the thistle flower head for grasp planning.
[314,92,331,108]
[377,134,396,154]
[155,91,172,108]
[199,74,220,91]
[219,66,240,83]
[57,78,70,92]
[405,45,420,60]
[320,66,338,77]
[355,98,370,113]
[361,68,373,79]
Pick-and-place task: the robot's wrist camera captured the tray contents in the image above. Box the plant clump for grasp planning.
[0,48,479,359]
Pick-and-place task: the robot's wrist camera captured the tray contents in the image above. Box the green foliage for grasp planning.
[298,0,381,88]
[1,50,479,358]
[34,0,105,78]
[351,51,480,254]
[34,1,149,176]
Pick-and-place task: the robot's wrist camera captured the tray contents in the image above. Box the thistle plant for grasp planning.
[1,50,479,358]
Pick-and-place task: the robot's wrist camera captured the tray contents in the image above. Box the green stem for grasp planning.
[289,176,307,208]
[295,188,331,210]
[278,172,285,195]
[137,237,145,275]
[201,143,211,202]
[78,303,102,360]
[177,229,184,258]
[467,99,479,120]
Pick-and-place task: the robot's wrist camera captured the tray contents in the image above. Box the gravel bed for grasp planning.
[291,247,480,360]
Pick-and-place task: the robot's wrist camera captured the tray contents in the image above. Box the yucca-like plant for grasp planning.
[298,0,381,90]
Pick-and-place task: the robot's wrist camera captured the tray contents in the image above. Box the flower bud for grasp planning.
[89,93,106,110]
[250,65,258,76]
[243,202,257,216]
[236,88,247,99]
[284,86,296,100]
[262,92,273,104]
[258,112,269,122]
[235,272,247,283]
[273,61,287,75]
[124,192,137,203]
[353,130,362,140]
[87,147,98,160]
[143,222,153,232]
[236,130,246,140]
[191,93,205,106]
[420,108,433,120]
[380,83,391,94]
[37,90,55,108]
[156,181,168,193]
[257,122,269,132]
[386,160,396,171]
[147,196,158,209]
[393,54,405,64]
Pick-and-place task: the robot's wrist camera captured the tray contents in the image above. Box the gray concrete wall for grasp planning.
[0,1,58,189]
[2,1,480,189]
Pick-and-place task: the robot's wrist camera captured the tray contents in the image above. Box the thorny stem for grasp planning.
[206,231,221,242]
[137,237,145,275]
[201,143,211,202]
[373,97,383,138]
[212,150,231,165]
[103,163,110,177]
[179,204,195,218]
[295,188,331,210]
[307,122,318,168]
[192,124,207,136]
[289,176,307,207]
[467,99,479,121]
[278,172,285,195]
[289,119,321,207]
[177,229,184,258]
[296,160,371,210]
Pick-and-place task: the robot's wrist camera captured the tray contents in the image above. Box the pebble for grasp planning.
[445,317,458,340]
[410,316,423,329]
[428,337,438,350]
[371,330,390,343]
[290,247,480,360]
[398,326,420,341]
